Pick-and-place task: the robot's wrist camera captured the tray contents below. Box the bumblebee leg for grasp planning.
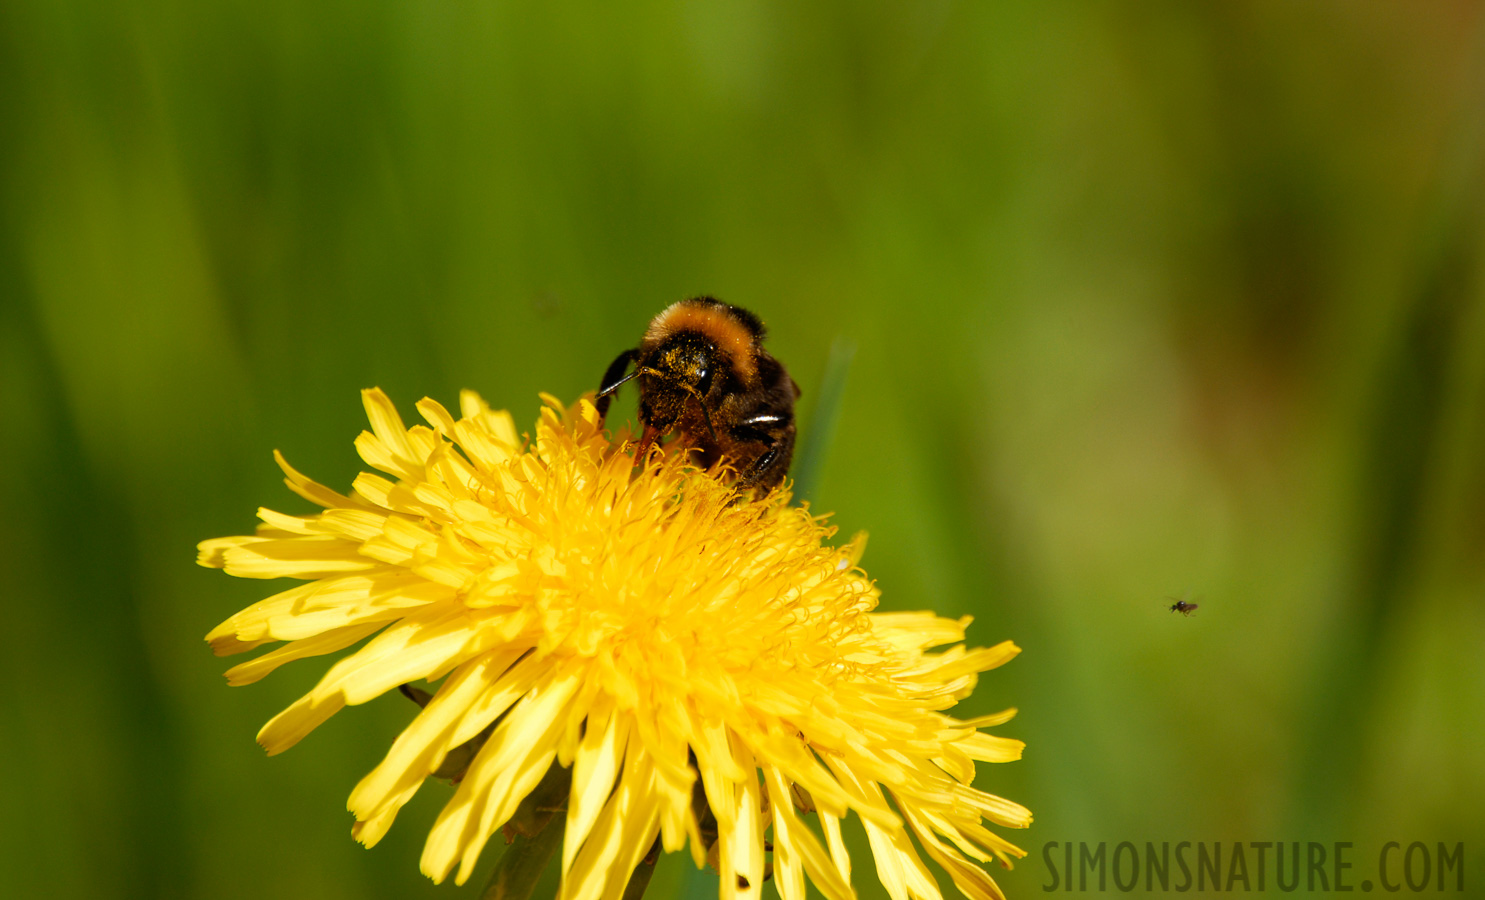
[595,348,638,419]
[733,424,796,492]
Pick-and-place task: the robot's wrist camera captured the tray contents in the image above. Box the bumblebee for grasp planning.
[596,297,800,492]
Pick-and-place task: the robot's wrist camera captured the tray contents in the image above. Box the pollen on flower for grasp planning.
[200,388,1031,900]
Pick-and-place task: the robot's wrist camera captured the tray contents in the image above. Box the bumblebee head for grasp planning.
[634,331,719,436]
[601,297,765,440]
[653,331,717,399]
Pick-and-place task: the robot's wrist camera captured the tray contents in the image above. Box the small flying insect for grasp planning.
[595,297,800,492]
[1169,598,1199,616]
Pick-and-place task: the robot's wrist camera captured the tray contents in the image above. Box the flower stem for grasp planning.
[479,765,573,900]
[620,842,661,900]
[479,822,564,900]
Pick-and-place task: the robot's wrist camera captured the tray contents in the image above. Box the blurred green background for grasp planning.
[3,1,1483,898]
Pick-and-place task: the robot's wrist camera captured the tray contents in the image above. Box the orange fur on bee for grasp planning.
[642,301,758,383]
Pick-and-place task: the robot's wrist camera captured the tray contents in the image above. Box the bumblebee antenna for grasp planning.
[596,369,641,401]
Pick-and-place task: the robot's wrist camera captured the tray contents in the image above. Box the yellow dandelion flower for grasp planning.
[200,389,1030,900]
